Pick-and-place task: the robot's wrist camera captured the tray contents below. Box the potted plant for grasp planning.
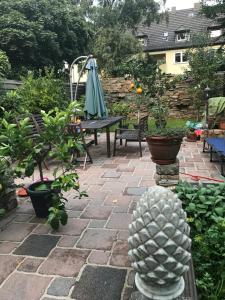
[186,120,203,142]
[146,98,185,165]
[0,102,87,229]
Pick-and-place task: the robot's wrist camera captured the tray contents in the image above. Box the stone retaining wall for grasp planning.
[102,77,196,119]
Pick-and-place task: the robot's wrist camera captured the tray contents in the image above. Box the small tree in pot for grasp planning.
[144,70,186,165]
[0,102,86,229]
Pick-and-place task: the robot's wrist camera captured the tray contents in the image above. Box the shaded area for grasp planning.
[71,265,127,300]
[14,234,60,257]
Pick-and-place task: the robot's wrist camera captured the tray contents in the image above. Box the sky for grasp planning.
[159,0,200,10]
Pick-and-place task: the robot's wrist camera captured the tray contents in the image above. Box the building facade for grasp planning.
[137,3,223,74]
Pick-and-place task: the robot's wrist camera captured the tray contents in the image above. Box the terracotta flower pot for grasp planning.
[219,120,225,130]
[146,135,183,165]
[186,132,197,142]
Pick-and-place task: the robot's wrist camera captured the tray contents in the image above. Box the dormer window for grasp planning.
[138,37,147,47]
[176,31,190,42]
[210,29,222,38]
[163,32,168,41]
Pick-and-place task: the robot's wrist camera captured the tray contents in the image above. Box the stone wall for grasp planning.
[102,77,196,119]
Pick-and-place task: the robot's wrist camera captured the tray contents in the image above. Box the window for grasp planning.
[210,29,222,38]
[163,32,168,41]
[175,52,188,63]
[176,31,190,42]
[188,12,195,17]
[138,37,147,47]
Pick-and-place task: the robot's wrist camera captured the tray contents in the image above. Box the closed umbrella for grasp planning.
[84,58,108,119]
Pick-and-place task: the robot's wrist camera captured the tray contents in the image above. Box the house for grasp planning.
[136,3,224,74]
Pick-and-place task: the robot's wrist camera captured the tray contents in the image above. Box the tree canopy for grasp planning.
[202,0,225,40]
[83,0,162,75]
[0,0,91,77]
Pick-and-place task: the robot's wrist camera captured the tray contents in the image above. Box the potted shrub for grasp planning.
[146,100,185,165]
[0,102,87,229]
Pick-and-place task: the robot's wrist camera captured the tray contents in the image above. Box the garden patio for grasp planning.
[0,135,222,300]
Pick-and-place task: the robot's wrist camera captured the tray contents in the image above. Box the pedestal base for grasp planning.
[135,274,185,300]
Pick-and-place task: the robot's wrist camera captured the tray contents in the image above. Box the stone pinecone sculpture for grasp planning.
[128,186,191,299]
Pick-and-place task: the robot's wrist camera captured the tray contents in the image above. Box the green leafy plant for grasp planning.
[0,50,10,77]
[16,69,68,113]
[0,101,87,229]
[175,182,225,299]
[0,157,14,217]
[146,127,186,138]
[184,34,225,120]
[111,102,131,117]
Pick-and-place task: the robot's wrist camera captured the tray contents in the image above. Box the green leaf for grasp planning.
[188,203,196,211]
[60,210,68,226]
[215,207,224,216]
[35,183,48,191]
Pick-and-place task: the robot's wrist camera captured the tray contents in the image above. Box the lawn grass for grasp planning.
[149,118,187,128]
[109,117,187,132]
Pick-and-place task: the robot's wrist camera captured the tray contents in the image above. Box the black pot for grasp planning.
[27,180,55,218]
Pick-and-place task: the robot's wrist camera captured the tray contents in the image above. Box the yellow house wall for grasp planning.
[150,45,222,75]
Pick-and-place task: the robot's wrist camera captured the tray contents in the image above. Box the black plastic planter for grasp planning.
[28,180,54,218]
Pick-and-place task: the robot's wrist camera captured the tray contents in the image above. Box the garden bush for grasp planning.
[175,182,225,299]
[17,68,68,113]
[0,158,17,216]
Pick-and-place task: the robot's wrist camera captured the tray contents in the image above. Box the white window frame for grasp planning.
[138,37,147,47]
[176,32,190,42]
[210,29,222,38]
[174,52,188,64]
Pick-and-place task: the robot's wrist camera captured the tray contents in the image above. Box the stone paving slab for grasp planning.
[106,213,132,230]
[71,265,127,300]
[54,218,89,236]
[0,255,24,284]
[17,257,44,272]
[0,241,19,254]
[14,234,60,257]
[39,248,90,277]
[0,273,52,300]
[47,277,75,296]
[80,205,112,220]
[77,228,117,250]
[0,223,36,242]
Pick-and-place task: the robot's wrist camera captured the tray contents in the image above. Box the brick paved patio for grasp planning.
[0,134,223,300]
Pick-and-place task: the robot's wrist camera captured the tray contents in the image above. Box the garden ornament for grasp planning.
[128,186,191,300]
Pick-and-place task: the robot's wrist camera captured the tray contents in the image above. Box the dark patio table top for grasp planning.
[81,116,124,130]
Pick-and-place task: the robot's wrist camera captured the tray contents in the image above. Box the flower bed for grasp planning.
[175,182,225,299]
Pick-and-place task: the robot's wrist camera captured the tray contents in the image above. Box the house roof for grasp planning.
[137,7,223,52]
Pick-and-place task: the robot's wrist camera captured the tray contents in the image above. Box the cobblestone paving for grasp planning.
[0,135,223,300]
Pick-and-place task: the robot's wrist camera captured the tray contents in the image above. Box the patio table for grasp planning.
[81,116,124,157]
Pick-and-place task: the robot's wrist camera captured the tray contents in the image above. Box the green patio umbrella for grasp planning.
[84,58,108,119]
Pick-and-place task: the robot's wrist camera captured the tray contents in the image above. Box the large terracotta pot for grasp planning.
[146,135,183,165]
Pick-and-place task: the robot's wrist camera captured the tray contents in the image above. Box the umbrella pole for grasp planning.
[69,55,93,102]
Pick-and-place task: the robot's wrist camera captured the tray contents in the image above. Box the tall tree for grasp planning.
[202,0,225,41]
[0,0,92,76]
[80,0,163,75]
